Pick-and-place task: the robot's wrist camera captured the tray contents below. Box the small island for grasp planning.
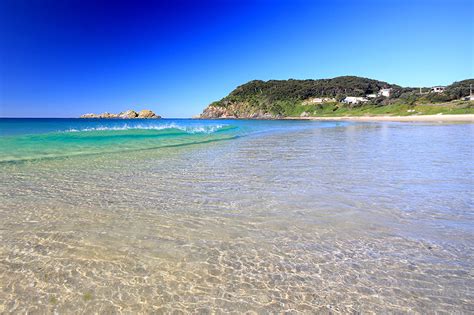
[80,109,161,119]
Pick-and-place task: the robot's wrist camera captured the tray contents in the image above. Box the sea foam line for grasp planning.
[64,123,228,134]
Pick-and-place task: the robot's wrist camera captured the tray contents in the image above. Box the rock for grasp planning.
[100,112,119,118]
[300,111,310,117]
[119,110,138,118]
[199,104,278,119]
[80,109,161,119]
[80,113,98,118]
[138,109,160,118]
[200,105,230,118]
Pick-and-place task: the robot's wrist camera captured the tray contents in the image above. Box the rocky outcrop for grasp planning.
[80,113,100,118]
[200,105,235,118]
[199,103,281,119]
[80,109,161,119]
[80,112,120,118]
[119,110,138,118]
[138,109,159,118]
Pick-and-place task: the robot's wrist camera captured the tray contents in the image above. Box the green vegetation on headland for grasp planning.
[200,76,474,118]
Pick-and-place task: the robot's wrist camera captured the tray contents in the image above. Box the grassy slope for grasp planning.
[286,100,474,117]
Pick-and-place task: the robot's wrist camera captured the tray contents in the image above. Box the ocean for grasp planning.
[0,118,473,312]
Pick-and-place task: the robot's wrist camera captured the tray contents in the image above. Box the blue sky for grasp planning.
[1,0,472,118]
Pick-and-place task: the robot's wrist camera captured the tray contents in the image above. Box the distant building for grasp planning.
[342,96,369,104]
[378,88,392,97]
[366,94,377,98]
[309,97,336,103]
[431,86,446,93]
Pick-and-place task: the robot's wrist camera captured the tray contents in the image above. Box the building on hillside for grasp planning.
[342,96,369,104]
[309,97,336,103]
[366,94,377,98]
[431,86,446,93]
[378,88,392,97]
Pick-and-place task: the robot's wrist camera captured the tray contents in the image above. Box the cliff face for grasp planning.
[80,109,161,119]
[200,102,281,119]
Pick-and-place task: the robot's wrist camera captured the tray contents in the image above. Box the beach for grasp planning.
[285,113,474,122]
[2,0,472,312]
[0,118,473,313]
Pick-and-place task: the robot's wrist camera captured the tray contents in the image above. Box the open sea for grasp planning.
[0,118,473,313]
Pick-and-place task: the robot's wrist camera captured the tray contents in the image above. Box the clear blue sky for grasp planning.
[1,0,473,118]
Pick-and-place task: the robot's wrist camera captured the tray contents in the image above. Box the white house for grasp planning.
[378,88,392,97]
[366,94,377,98]
[431,86,446,93]
[309,97,336,103]
[342,96,369,104]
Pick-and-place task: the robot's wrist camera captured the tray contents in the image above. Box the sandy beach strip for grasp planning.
[284,114,474,122]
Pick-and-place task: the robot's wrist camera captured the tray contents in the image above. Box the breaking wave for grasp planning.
[0,123,239,163]
[64,123,231,134]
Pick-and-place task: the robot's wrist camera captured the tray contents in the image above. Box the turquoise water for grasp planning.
[0,119,236,162]
[0,118,343,162]
[0,118,473,313]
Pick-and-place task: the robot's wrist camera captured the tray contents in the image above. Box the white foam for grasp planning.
[65,123,228,134]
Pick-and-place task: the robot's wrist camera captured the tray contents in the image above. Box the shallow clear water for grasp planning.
[0,118,473,313]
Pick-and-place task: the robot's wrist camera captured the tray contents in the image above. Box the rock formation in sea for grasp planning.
[80,110,161,119]
[138,109,158,118]
[119,110,138,118]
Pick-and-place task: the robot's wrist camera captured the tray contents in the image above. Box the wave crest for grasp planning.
[65,123,230,134]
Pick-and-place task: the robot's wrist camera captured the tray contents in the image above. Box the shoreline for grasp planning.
[283,114,474,122]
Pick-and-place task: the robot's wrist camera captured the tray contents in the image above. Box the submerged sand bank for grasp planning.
[285,114,474,122]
